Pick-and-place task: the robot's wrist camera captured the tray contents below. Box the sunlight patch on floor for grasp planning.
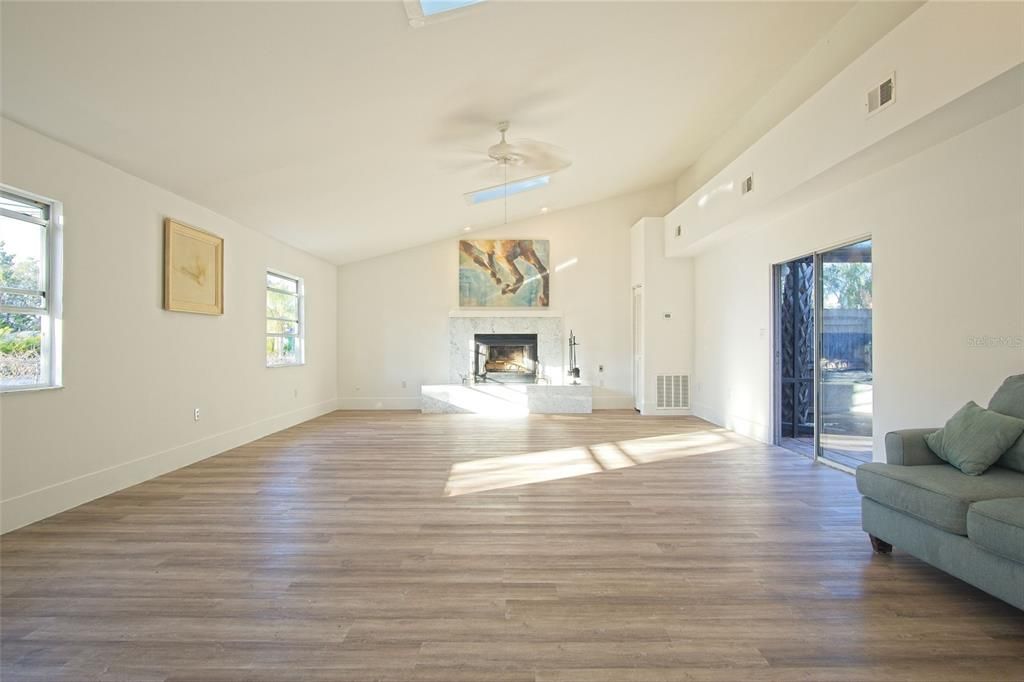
[444,427,748,496]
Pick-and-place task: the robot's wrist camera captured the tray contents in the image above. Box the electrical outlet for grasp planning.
[401,380,407,389]
[193,408,200,422]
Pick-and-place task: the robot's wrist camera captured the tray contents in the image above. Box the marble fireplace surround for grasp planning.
[448,312,564,385]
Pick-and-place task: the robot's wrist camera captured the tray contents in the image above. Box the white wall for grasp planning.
[673,1,923,203]
[691,105,1024,459]
[337,185,677,410]
[666,1,1024,257]
[630,218,694,415]
[0,120,339,532]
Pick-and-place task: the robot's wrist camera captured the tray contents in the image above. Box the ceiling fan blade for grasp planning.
[510,139,572,172]
[437,144,502,175]
[447,161,513,188]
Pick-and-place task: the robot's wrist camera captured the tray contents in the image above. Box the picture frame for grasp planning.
[163,218,224,315]
[458,239,550,307]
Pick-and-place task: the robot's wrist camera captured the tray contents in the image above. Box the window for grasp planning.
[419,0,485,17]
[0,186,61,391]
[403,0,485,26]
[266,270,303,367]
[464,174,550,205]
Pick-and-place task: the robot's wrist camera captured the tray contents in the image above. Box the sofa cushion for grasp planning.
[989,374,1024,473]
[967,498,1024,564]
[924,401,1024,475]
[856,463,1024,535]
[998,436,1024,474]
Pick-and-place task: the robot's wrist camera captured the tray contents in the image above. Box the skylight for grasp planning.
[420,0,485,17]
[465,175,550,205]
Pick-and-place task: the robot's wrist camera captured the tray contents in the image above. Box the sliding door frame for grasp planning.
[813,251,827,469]
[771,233,872,473]
[771,264,782,448]
[771,252,815,460]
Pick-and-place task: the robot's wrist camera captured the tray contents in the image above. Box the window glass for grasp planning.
[266,271,303,367]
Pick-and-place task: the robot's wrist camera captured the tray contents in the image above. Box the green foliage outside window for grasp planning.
[822,262,872,309]
[0,240,43,384]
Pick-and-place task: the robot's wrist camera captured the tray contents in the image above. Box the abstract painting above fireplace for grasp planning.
[459,239,550,307]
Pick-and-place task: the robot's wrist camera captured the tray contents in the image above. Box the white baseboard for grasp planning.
[336,396,421,410]
[0,399,339,534]
[639,408,693,417]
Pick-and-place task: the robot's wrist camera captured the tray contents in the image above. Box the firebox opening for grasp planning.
[474,334,538,384]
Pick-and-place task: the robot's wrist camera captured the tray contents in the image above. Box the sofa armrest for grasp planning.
[884,428,942,466]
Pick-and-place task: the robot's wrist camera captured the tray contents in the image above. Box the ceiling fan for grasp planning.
[482,120,570,172]
[462,121,572,209]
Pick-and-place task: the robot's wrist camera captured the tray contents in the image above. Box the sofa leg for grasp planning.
[869,534,893,554]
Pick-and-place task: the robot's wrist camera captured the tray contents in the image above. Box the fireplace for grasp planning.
[474,334,538,383]
[448,316,560,386]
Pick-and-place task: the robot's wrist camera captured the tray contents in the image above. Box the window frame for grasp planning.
[265,269,304,368]
[0,185,62,393]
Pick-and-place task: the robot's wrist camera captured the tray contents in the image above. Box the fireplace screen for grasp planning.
[473,334,538,383]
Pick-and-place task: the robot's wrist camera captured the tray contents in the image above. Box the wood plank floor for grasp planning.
[2,411,1022,681]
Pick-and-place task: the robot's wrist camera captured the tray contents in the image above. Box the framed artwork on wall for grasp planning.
[459,239,550,307]
[164,218,224,315]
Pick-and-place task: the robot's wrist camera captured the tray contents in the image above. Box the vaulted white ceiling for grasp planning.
[3,1,900,264]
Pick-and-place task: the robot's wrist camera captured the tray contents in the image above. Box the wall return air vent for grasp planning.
[867,73,896,116]
[656,375,690,409]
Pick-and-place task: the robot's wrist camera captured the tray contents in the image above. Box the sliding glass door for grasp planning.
[774,257,815,458]
[774,238,873,470]
[817,239,873,468]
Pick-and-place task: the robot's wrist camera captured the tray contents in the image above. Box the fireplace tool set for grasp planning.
[568,331,581,384]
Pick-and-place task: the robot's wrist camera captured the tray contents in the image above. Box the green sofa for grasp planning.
[856,375,1024,610]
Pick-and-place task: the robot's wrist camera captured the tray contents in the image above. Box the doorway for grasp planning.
[773,238,873,470]
[632,285,643,412]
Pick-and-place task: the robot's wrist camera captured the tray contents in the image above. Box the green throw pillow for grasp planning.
[989,374,1024,473]
[925,401,1024,475]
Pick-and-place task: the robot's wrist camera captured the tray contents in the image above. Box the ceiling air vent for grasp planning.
[656,375,689,409]
[867,73,896,116]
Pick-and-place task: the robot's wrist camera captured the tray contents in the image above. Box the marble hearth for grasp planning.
[421,383,593,415]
